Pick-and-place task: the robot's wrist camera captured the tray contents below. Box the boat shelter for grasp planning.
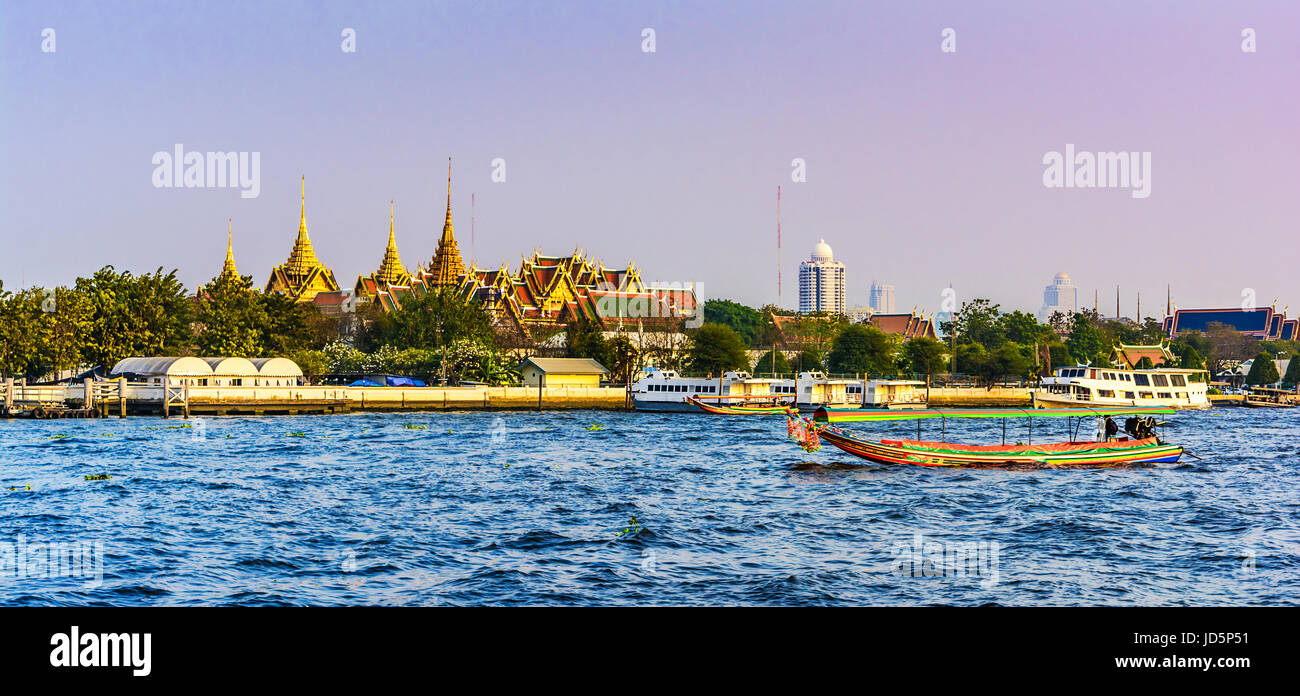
[110,357,214,386]
[518,357,608,387]
[249,358,304,386]
[201,357,261,387]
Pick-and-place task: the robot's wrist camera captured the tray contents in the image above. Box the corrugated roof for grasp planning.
[519,357,609,374]
[248,357,304,377]
[110,357,214,377]
[201,357,260,376]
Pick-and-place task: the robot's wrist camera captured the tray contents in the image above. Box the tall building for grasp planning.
[1037,272,1078,321]
[427,158,465,287]
[798,239,845,314]
[868,281,896,314]
[265,176,340,302]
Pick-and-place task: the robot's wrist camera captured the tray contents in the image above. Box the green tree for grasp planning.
[566,316,611,368]
[606,334,640,386]
[1245,352,1280,386]
[944,299,1005,349]
[826,324,896,376]
[687,323,749,375]
[1000,310,1048,345]
[287,348,329,383]
[1135,356,1154,369]
[75,266,193,369]
[258,293,314,356]
[1282,355,1300,389]
[752,349,790,376]
[703,299,764,346]
[377,287,494,351]
[988,342,1031,385]
[1064,312,1106,365]
[796,348,824,372]
[196,273,264,357]
[904,336,947,383]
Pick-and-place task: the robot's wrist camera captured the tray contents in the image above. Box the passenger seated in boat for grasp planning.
[1124,416,1140,438]
[1104,416,1119,442]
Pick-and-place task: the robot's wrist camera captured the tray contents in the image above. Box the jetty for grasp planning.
[0,378,628,418]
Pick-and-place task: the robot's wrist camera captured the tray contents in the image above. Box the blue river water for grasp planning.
[0,407,1296,606]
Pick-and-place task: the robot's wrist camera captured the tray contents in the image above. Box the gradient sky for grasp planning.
[2,0,1297,317]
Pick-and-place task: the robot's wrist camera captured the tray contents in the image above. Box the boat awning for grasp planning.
[813,405,1177,423]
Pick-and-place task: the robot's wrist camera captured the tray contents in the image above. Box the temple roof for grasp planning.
[220,218,238,279]
[428,158,465,286]
[1111,344,1174,369]
[265,176,339,302]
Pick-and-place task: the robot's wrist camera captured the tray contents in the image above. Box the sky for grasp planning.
[2,0,1297,318]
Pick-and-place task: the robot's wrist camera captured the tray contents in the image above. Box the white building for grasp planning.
[869,281,896,314]
[1038,272,1078,321]
[798,239,845,314]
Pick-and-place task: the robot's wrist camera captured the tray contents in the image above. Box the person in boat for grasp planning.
[1124,416,1140,439]
[1103,416,1119,442]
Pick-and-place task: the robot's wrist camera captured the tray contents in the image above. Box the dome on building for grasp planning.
[811,239,833,262]
[1054,272,1071,284]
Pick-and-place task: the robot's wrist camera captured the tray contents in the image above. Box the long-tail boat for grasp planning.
[688,394,795,415]
[794,405,1182,468]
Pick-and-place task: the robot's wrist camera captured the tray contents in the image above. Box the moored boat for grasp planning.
[1034,365,1209,410]
[688,395,795,415]
[797,405,1182,468]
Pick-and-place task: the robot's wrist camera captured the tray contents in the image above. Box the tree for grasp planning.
[258,293,315,356]
[1001,310,1048,345]
[1245,352,1280,386]
[955,343,989,382]
[1135,356,1154,369]
[195,273,264,358]
[796,348,825,372]
[1064,312,1106,365]
[703,299,764,346]
[904,336,947,383]
[752,349,790,376]
[377,287,494,351]
[1282,354,1300,389]
[1205,322,1258,375]
[686,323,749,375]
[945,299,1005,348]
[566,316,611,368]
[606,334,640,385]
[75,266,193,369]
[826,324,896,376]
[988,343,1031,385]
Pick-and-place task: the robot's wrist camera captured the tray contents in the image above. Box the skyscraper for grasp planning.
[1038,272,1078,320]
[869,281,896,314]
[798,239,845,314]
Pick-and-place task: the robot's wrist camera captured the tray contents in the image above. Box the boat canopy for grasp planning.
[813,405,1177,424]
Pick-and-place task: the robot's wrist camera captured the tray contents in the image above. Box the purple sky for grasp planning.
[2,0,1297,318]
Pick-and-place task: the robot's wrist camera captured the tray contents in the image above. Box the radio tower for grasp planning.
[777,185,782,306]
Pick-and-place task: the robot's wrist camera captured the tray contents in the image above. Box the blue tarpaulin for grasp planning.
[349,379,382,387]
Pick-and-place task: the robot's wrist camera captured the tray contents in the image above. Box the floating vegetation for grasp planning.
[616,515,641,538]
[586,423,604,431]
[84,474,112,481]
[285,431,307,438]
[144,423,192,431]
[7,484,32,491]
[402,424,427,430]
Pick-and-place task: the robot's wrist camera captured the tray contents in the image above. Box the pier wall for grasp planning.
[927,387,1033,407]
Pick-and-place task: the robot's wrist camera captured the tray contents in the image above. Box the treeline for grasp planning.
[694,297,1300,386]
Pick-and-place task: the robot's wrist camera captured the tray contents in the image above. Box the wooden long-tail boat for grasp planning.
[797,405,1182,468]
[688,395,795,415]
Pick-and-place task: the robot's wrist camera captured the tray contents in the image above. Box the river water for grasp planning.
[0,408,1295,605]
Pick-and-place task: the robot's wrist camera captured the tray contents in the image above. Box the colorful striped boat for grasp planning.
[798,405,1182,468]
[689,396,795,415]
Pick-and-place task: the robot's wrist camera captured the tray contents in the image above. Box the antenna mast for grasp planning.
[777,185,782,307]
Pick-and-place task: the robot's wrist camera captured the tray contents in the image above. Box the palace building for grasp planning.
[354,201,412,302]
[426,158,465,287]
[1163,306,1296,341]
[264,176,340,303]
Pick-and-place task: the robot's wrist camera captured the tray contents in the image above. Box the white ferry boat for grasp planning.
[1034,365,1210,410]
[630,368,859,412]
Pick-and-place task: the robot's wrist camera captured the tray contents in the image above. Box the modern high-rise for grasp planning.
[868,281,896,314]
[1038,272,1078,321]
[798,239,845,314]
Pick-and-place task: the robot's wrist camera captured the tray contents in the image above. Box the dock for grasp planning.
[1,378,629,418]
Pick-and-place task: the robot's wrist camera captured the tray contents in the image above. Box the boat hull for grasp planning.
[818,429,1183,468]
[1032,393,1209,411]
[689,397,794,415]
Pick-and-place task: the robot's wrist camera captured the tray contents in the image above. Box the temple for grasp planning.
[355,201,412,301]
[265,176,340,302]
[219,219,239,280]
[1110,343,1174,369]
[372,249,697,337]
[426,158,465,287]
[1163,306,1295,341]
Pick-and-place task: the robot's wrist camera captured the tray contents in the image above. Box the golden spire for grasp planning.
[429,157,465,286]
[287,175,321,275]
[375,200,409,286]
[220,218,238,278]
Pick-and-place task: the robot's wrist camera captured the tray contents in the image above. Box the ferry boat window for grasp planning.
[1158,392,1172,399]
[1098,390,1115,398]
[1151,375,1169,387]
[1139,392,1153,399]
[1171,375,1187,387]
[1133,374,1150,386]
[1124,391,1136,399]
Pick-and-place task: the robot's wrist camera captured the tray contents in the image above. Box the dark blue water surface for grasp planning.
[0,408,1296,605]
